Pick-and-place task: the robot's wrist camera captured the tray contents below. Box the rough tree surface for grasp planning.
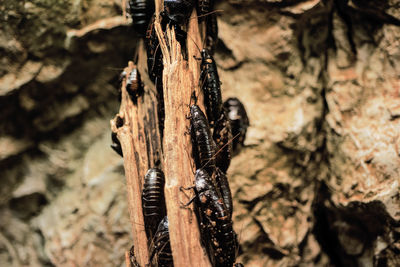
[0,0,399,266]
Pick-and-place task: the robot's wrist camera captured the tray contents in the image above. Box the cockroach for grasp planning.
[110,132,123,157]
[145,16,165,139]
[182,168,237,267]
[196,0,214,18]
[146,16,164,83]
[129,245,141,267]
[126,0,155,37]
[205,13,218,55]
[162,0,195,25]
[126,67,144,101]
[148,216,174,267]
[190,105,216,177]
[223,98,249,153]
[213,110,232,173]
[142,168,166,242]
[215,167,232,219]
[156,80,165,141]
[159,10,189,59]
[199,48,222,127]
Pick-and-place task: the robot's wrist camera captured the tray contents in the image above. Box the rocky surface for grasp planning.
[1,0,400,266]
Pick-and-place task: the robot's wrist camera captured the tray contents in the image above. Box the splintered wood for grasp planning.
[111,5,211,267]
[155,11,210,267]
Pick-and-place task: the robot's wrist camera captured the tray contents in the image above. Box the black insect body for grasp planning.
[163,0,195,25]
[213,110,232,173]
[142,168,166,242]
[129,245,141,267]
[223,98,249,153]
[190,105,216,176]
[234,263,244,267]
[111,132,123,157]
[146,16,164,83]
[126,67,144,101]
[215,168,233,219]
[148,216,173,267]
[205,14,218,55]
[199,49,222,127]
[196,0,214,18]
[126,0,155,37]
[159,12,189,59]
[186,169,237,267]
[156,80,165,141]
[146,16,166,139]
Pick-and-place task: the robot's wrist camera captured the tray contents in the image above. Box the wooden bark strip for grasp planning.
[155,11,212,267]
[111,39,162,264]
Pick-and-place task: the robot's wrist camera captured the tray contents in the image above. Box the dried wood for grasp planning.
[111,40,162,265]
[112,4,211,266]
[155,10,211,267]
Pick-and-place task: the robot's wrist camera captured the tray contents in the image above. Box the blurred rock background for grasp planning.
[1,0,399,266]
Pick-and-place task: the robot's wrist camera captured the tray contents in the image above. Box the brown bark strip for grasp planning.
[113,1,210,265]
[111,40,162,266]
[155,10,211,267]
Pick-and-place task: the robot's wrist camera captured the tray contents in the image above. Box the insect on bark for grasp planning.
[146,15,163,83]
[126,66,144,101]
[190,105,216,177]
[182,168,237,267]
[129,245,141,267]
[223,97,249,153]
[162,0,195,25]
[215,167,233,219]
[148,216,174,267]
[142,168,167,243]
[110,132,123,157]
[213,109,232,173]
[126,0,155,37]
[199,48,223,127]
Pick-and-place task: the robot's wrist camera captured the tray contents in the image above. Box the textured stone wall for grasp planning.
[0,0,399,266]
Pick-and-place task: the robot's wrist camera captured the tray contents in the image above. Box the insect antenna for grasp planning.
[191,9,224,20]
[186,33,202,55]
[201,131,241,169]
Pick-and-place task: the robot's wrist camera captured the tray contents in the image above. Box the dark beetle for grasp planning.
[184,169,237,267]
[110,132,123,157]
[190,105,216,176]
[142,168,166,242]
[145,16,165,139]
[215,168,233,219]
[163,0,195,25]
[129,245,141,267]
[199,48,222,127]
[196,0,214,18]
[126,67,144,101]
[126,0,155,37]
[146,16,164,83]
[213,110,232,173]
[148,216,173,267]
[223,98,249,153]
[160,8,189,59]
